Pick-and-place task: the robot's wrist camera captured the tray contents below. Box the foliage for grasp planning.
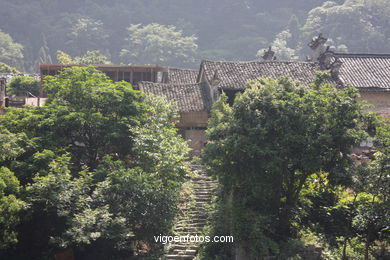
[7,76,40,97]
[37,34,53,65]
[1,1,390,70]
[0,129,26,249]
[298,118,390,259]
[56,50,111,65]
[42,66,143,168]
[301,0,390,54]
[0,167,25,249]
[0,29,23,68]
[0,66,189,258]
[0,129,26,162]
[202,75,365,257]
[257,30,298,61]
[0,62,19,73]
[56,51,74,65]
[66,16,109,56]
[130,94,190,187]
[120,23,198,67]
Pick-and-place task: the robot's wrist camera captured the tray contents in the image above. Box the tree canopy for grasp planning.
[7,76,40,97]
[0,29,23,69]
[0,66,189,259]
[1,0,390,71]
[56,50,111,65]
[120,23,198,67]
[202,75,378,258]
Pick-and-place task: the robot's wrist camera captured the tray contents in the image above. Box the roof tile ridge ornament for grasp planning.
[318,46,336,70]
[330,57,343,80]
[308,33,327,50]
[308,33,328,61]
[262,46,276,61]
[210,70,221,86]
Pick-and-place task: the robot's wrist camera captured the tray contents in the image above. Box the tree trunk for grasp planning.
[364,240,369,260]
[342,237,348,260]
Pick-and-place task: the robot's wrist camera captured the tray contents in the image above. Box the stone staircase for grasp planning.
[164,172,218,260]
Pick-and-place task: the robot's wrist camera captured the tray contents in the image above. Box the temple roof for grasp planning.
[333,53,390,92]
[137,81,212,112]
[166,68,198,84]
[198,60,335,90]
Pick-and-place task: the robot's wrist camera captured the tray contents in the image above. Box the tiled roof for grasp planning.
[137,81,212,112]
[198,60,332,90]
[333,53,390,91]
[167,68,198,84]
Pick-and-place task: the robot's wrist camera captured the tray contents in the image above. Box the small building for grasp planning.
[163,68,199,84]
[32,39,390,155]
[332,53,390,118]
[197,59,338,105]
[40,64,169,86]
[138,81,212,156]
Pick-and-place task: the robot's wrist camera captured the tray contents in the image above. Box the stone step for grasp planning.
[193,186,214,189]
[194,190,212,193]
[165,254,195,259]
[192,182,217,186]
[165,173,218,260]
[194,194,212,197]
[172,249,197,255]
[175,222,206,228]
[176,219,206,225]
[193,177,217,180]
[192,189,213,192]
[192,181,218,185]
[194,197,210,202]
[170,244,199,251]
[174,227,203,233]
[184,212,208,217]
[174,232,203,236]
[193,185,216,189]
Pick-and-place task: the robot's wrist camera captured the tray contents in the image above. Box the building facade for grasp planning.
[34,35,390,155]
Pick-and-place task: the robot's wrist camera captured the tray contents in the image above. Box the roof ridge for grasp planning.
[168,67,198,71]
[201,59,318,65]
[137,81,202,87]
[334,52,390,57]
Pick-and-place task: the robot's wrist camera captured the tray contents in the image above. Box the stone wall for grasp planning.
[177,111,209,128]
[359,91,390,119]
[177,111,209,156]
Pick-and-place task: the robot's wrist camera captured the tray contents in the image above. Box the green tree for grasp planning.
[0,167,25,249]
[301,0,390,53]
[0,66,189,258]
[257,30,298,60]
[66,16,109,56]
[0,29,23,68]
[7,76,40,97]
[0,62,19,73]
[37,34,53,65]
[309,121,390,259]
[56,50,74,65]
[203,75,365,257]
[120,23,198,67]
[0,129,26,249]
[56,50,111,65]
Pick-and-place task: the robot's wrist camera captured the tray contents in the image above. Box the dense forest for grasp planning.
[1,0,390,72]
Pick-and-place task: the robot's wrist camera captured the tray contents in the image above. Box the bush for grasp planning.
[7,76,40,96]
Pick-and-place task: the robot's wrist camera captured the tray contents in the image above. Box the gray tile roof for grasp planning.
[167,68,198,84]
[333,53,390,92]
[137,81,212,112]
[198,60,331,90]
